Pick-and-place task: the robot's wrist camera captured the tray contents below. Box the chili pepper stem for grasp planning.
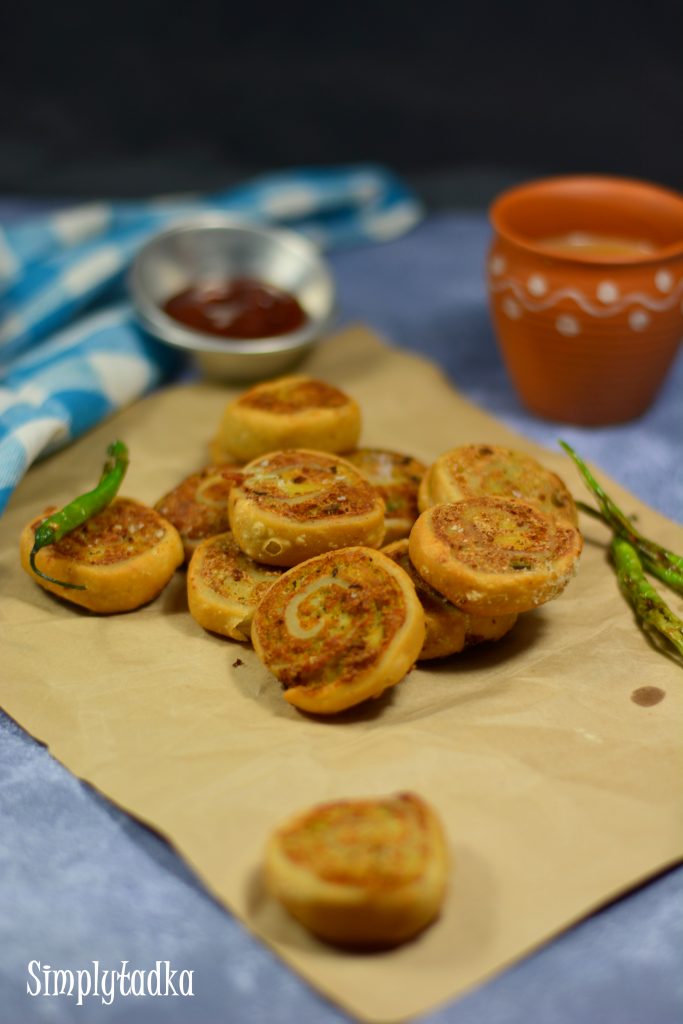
[576,500,683,596]
[560,440,683,663]
[562,441,683,587]
[29,547,86,590]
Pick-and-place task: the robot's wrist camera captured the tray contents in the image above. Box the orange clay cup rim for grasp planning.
[489,174,683,265]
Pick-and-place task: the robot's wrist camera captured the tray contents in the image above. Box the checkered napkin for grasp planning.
[0,165,422,514]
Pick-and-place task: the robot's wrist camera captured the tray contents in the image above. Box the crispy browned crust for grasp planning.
[155,464,244,561]
[265,792,448,947]
[238,377,349,414]
[187,532,282,641]
[418,445,578,525]
[19,498,184,613]
[346,448,426,543]
[382,539,517,658]
[236,450,377,520]
[217,375,362,462]
[228,449,386,566]
[409,497,583,616]
[252,546,425,713]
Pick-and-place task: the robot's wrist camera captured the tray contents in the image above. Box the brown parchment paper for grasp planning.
[2,326,682,1023]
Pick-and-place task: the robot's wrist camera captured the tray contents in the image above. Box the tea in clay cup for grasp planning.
[487,175,683,425]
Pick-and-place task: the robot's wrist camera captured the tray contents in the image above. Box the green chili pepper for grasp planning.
[560,439,683,663]
[29,440,129,589]
[611,536,683,658]
[560,440,683,589]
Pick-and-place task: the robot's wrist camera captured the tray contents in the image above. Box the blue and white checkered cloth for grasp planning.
[0,165,422,514]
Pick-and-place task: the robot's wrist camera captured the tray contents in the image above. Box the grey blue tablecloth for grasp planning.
[2,210,682,1024]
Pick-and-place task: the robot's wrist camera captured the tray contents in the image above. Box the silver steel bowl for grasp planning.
[128,214,336,382]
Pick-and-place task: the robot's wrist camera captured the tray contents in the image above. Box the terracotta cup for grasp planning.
[487,175,683,424]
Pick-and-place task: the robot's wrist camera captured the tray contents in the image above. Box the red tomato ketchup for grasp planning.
[163,278,307,340]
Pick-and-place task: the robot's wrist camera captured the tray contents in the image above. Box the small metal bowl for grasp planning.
[129,214,336,382]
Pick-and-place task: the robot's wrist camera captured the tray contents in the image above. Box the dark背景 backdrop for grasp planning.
[2,1,682,204]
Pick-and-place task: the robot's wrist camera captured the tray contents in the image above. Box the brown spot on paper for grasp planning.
[631,686,666,707]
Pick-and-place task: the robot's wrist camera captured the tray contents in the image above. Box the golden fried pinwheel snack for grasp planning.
[409,497,582,616]
[251,546,425,713]
[418,444,578,525]
[346,448,426,544]
[187,532,283,642]
[382,539,517,659]
[215,375,361,463]
[155,464,244,562]
[20,498,184,613]
[265,792,448,947]
[228,449,385,567]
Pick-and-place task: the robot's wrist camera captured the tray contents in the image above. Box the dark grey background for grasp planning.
[2,0,682,201]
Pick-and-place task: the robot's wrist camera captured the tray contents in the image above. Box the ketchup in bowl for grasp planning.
[163,278,307,340]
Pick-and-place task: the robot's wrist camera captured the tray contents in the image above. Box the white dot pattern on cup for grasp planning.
[502,297,521,319]
[527,274,547,297]
[556,314,580,337]
[490,255,506,276]
[655,270,673,294]
[597,281,619,304]
[629,310,650,331]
